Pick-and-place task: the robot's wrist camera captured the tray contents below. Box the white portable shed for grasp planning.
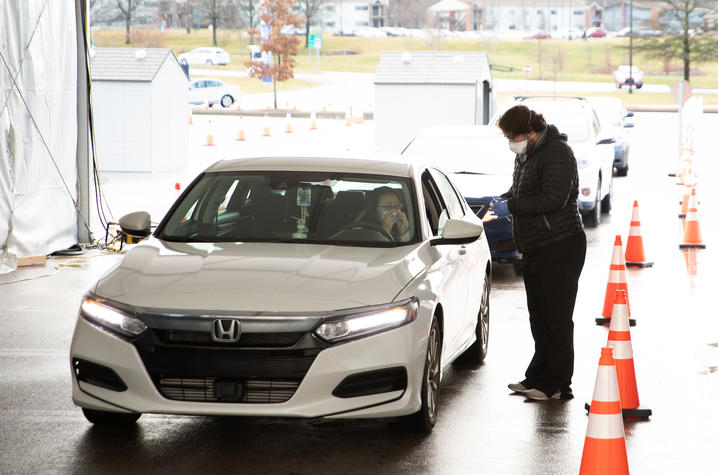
[374,51,495,153]
[90,47,188,172]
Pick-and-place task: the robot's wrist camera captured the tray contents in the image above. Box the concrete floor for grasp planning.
[1,112,717,474]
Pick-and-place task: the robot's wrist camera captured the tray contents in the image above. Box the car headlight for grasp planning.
[315,298,418,343]
[80,296,147,337]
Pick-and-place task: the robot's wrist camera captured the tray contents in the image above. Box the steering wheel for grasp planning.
[336,221,394,242]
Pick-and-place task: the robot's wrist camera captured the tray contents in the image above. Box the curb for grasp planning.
[192,108,375,120]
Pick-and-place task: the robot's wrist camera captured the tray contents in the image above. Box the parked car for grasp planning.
[614,65,644,89]
[584,27,608,38]
[491,96,616,227]
[403,125,522,272]
[587,97,635,176]
[189,78,241,108]
[525,30,551,39]
[70,154,492,433]
[178,47,231,66]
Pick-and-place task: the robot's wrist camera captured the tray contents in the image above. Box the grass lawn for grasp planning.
[92,28,718,91]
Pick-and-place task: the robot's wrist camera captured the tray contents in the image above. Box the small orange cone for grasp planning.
[203,100,210,111]
[188,106,193,125]
[604,290,651,418]
[624,201,653,268]
[235,102,242,111]
[262,113,271,137]
[284,112,293,133]
[596,236,635,326]
[579,347,630,475]
[309,111,317,130]
[344,110,352,126]
[236,115,245,141]
[204,120,215,146]
[680,188,706,248]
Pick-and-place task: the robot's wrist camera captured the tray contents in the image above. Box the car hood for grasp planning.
[450,173,512,199]
[92,239,430,313]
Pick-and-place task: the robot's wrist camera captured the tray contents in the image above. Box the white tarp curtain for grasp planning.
[0,1,78,272]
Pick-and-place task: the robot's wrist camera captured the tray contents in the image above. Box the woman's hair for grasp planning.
[366,186,401,222]
[497,105,547,138]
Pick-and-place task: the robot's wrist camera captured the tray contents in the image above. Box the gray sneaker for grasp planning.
[508,382,531,393]
[523,388,561,401]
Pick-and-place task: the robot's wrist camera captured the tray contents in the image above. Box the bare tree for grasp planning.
[199,0,236,45]
[245,0,303,108]
[180,0,193,34]
[116,0,143,44]
[239,0,260,43]
[634,0,718,82]
[295,0,325,47]
[387,0,434,28]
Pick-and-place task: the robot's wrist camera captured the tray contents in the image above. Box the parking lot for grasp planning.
[2,110,717,474]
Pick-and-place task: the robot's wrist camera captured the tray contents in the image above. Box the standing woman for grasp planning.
[493,105,586,401]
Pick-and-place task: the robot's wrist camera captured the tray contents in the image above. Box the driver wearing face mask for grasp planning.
[494,105,586,403]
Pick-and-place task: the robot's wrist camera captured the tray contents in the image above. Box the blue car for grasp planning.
[403,125,523,273]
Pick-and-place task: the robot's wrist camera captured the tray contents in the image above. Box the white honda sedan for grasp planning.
[70,155,492,433]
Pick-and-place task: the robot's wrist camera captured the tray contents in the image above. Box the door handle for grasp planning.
[459,246,467,256]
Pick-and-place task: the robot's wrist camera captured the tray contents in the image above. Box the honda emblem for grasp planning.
[211,319,241,343]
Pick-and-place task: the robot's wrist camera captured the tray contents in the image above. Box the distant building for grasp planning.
[603,1,707,32]
[427,0,605,33]
[319,1,390,34]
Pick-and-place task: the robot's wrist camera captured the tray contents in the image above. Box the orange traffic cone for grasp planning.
[262,113,271,137]
[596,235,635,326]
[309,111,317,130]
[235,102,242,111]
[344,110,352,127]
[204,120,215,146]
[285,112,293,133]
[203,100,210,111]
[624,201,653,268]
[579,347,630,475]
[236,115,245,141]
[188,106,193,125]
[605,290,651,418]
[680,188,705,248]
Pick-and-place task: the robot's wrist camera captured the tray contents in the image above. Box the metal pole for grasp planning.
[75,0,91,243]
[629,0,633,94]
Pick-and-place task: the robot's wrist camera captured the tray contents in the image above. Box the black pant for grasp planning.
[521,231,586,395]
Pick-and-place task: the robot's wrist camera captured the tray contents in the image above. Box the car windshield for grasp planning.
[155,171,418,246]
[590,102,623,128]
[405,134,514,175]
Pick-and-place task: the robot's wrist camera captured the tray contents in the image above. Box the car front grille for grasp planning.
[158,377,300,403]
[154,329,305,348]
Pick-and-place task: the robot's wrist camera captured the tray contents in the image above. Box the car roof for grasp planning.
[204,154,417,178]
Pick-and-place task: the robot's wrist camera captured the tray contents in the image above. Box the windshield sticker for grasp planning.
[297,183,311,206]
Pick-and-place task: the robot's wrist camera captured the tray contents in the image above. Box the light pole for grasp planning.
[628,0,633,94]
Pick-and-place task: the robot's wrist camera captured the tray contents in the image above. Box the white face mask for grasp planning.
[509,139,528,155]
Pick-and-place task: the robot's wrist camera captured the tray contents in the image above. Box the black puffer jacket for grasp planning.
[504,125,583,253]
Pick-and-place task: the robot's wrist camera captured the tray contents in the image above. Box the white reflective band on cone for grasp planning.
[609,305,631,331]
[686,211,698,220]
[629,227,641,236]
[607,340,634,359]
[592,366,621,402]
[608,270,626,283]
[586,414,626,439]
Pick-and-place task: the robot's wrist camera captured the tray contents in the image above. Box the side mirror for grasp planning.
[431,219,483,246]
[625,112,634,117]
[597,137,616,145]
[623,122,634,128]
[119,211,152,238]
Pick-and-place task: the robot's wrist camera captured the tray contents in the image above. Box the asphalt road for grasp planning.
[1,112,717,474]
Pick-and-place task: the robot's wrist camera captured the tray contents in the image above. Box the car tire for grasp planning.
[512,261,523,276]
[636,84,642,89]
[399,315,442,433]
[82,408,141,425]
[462,274,490,364]
[220,94,234,108]
[601,178,612,214]
[205,59,213,66]
[616,83,622,89]
[582,180,602,228]
[616,166,628,177]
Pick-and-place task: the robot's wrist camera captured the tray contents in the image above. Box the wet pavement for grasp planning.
[1,112,717,474]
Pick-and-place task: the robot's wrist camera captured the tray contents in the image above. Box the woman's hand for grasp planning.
[396,211,409,235]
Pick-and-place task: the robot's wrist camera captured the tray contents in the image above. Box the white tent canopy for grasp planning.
[1,1,81,271]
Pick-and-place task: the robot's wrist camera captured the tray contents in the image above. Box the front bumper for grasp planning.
[70,315,426,419]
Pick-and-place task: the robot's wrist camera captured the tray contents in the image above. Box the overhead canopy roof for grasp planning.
[374,51,491,86]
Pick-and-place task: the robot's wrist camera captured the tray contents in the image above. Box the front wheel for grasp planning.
[400,316,442,433]
[601,178,613,214]
[82,408,141,425]
[220,94,234,108]
[463,275,490,364]
[582,180,602,228]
